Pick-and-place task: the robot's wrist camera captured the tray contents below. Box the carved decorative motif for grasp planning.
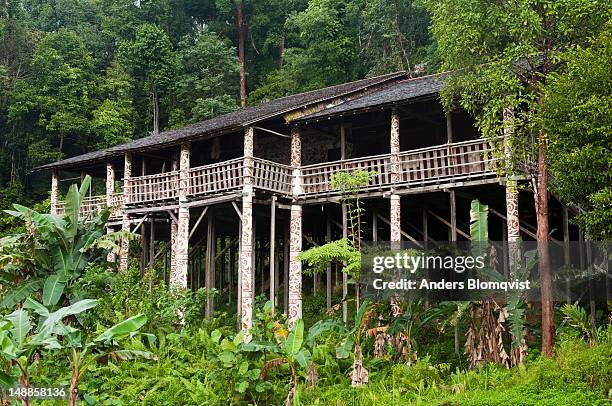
[170,144,191,290]
[240,194,253,336]
[240,127,255,337]
[503,109,520,242]
[390,109,400,183]
[290,126,301,168]
[50,169,59,215]
[170,216,178,282]
[106,163,116,263]
[390,194,401,243]
[288,204,303,328]
[170,206,189,290]
[119,153,132,272]
[178,143,190,202]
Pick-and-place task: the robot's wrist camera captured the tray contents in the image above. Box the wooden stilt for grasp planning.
[342,202,348,325]
[284,222,289,315]
[119,153,132,272]
[326,213,332,310]
[206,214,215,318]
[240,126,255,336]
[270,196,276,312]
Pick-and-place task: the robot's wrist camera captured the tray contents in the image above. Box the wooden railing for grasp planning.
[189,158,244,196]
[301,138,500,196]
[127,171,179,204]
[253,157,293,194]
[301,154,392,195]
[397,138,499,185]
[56,194,122,218]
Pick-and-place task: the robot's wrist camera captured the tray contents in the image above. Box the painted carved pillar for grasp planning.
[288,125,303,328]
[390,109,401,244]
[50,168,59,215]
[119,153,132,272]
[240,127,255,335]
[504,108,520,243]
[106,163,116,263]
[171,143,190,290]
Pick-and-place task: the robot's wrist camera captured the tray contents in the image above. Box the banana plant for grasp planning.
[258,319,312,406]
[0,298,151,406]
[1,176,134,310]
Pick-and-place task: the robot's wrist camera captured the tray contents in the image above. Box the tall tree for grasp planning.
[425,0,611,356]
[543,27,612,240]
[118,23,177,134]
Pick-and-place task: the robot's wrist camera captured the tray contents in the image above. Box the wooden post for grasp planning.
[450,190,457,241]
[422,208,428,242]
[170,143,190,290]
[284,223,289,315]
[105,163,116,263]
[119,153,132,272]
[50,168,59,215]
[270,196,277,312]
[148,219,155,267]
[504,108,520,269]
[390,109,401,245]
[326,213,332,310]
[342,202,348,324]
[288,125,303,328]
[240,126,255,336]
[205,214,215,318]
[229,242,235,306]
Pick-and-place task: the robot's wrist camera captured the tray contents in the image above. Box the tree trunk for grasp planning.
[279,28,285,69]
[152,84,160,135]
[535,130,554,357]
[236,2,247,107]
[68,350,80,406]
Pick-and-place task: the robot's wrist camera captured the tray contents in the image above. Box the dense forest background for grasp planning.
[0,0,433,203]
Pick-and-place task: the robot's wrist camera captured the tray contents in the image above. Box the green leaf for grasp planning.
[94,313,147,343]
[1,279,44,309]
[218,351,236,365]
[284,319,304,356]
[470,199,489,242]
[233,331,245,346]
[211,329,222,344]
[108,350,158,361]
[294,348,311,369]
[23,297,50,317]
[236,380,248,393]
[0,370,16,386]
[43,274,67,307]
[238,360,248,375]
[5,309,31,347]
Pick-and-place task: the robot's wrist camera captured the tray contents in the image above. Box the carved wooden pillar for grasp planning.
[504,108,520,242]
[171,143,190,290]
[50,168,59,215]
[106,163,116,263]
[390,109,401,244]
[288,125,303,328]
[119,153,132,272]
[240,127,255,335]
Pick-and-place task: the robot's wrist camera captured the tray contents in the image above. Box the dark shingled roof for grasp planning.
[296,72,449,122]
[37,71,408,170]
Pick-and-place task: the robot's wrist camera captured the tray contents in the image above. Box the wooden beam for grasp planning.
[376,213,423,247]
[253,126,291,139]
[342,203,348,324]
[188,207,209,240]
[269,196,277,312]
[426,209,470,239]
[205,213,215,318]
[132,215,149,234]
[166,210,178,225]
[326,213,332,310]
[231,201,242,220]
[450,190,457,241]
